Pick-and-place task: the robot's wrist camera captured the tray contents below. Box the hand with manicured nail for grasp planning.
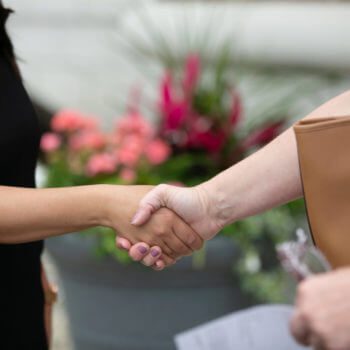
[116,184,221,267]
[111,186,204,269]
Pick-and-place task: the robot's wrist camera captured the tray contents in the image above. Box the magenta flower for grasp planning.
[183,54,201,94]
[159,72,190,131]
[241,121,284,149]
[40,133,61,152]
[230,91,242,131]
[189,129,226,153]
[160,72,173,112]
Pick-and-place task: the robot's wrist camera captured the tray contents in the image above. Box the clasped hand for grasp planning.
[115,184,221,270]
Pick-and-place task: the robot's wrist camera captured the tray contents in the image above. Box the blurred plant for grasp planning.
[41,109,171,187]
[110,7,340,303]
[41,52,306,303]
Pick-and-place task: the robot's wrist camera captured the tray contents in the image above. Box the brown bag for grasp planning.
[294,116,350,268]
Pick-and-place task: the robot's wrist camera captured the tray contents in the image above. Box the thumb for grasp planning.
[131,184,170,226]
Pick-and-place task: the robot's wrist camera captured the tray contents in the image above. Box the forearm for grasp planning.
[202,90,350,227]
[201,128,301,227]
[0,185,112,243]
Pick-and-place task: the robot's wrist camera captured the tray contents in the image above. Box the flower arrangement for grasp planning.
[41,110,171,186]
[41,53,305,302]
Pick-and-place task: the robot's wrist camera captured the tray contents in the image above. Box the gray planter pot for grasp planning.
[46,234,252,350]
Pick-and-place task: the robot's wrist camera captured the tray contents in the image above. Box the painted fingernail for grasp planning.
[138,246,148,254]
[151,249,160,257]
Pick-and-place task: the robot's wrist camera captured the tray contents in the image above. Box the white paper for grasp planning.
[175,305,311,350]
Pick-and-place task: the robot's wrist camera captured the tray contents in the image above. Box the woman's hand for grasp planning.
[290,268,350,349]
[105,185,204,268]
[130,184,222,241]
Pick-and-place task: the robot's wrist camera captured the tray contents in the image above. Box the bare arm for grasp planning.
[204,90,350,229]
[0,185,108,243]
[0,185,203,267]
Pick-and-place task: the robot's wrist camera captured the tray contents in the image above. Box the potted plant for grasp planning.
[42,54,304,350]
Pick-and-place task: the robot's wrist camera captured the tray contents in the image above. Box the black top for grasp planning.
[0,52,47,348]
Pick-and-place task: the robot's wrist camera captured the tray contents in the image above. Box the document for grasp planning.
[175,305,310,350]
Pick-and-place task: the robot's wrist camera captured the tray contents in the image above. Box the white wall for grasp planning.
[6,0,350,124]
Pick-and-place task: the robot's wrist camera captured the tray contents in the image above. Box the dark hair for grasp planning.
[0,4,20,75]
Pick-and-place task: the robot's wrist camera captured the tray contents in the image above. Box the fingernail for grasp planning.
[138,245,148,254]
[131,210,142,225]
[151,249,160,257]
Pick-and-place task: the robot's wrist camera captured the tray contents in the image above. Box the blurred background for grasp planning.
[6,0,350,349]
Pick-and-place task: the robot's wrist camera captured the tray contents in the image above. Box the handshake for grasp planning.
[112,183,221,271]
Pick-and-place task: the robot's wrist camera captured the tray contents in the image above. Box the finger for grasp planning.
[159,253,176,266]
[128,243,150,262]
[140,246,162,267]
[290,311,312,346]
[131,184,170,226]
[152,260,165,271]
[162,228,193,259]
[173,218,204,252]
[116,236,132,250]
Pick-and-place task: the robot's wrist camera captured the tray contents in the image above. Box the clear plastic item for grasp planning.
[276,228,331,282]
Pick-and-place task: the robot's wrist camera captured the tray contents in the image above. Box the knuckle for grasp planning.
[172,240,189,256]
[157,183,169,193]
[189,234,203,250]
[155,228,166,237]
[298,302,313,320]
[159,208,174,222]
[311,318,329,339]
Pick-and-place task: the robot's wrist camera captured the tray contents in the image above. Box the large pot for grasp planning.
[46,234,252,350]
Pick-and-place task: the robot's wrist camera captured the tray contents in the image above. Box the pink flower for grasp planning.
[40,133,61,152]
[69,131,106,151]
[118,146,141,167]
[145,139,171,165]
[117,135,145,167]
[86,153,117,177]
[120,168,136,183]
[116,113,153,139]
[117,136,144,167]
[183,54,201,94]
[52,110,98,133]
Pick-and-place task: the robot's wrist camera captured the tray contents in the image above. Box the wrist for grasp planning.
[198,178,239,229]
[94,184,122,228]
[98,184,154,230]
